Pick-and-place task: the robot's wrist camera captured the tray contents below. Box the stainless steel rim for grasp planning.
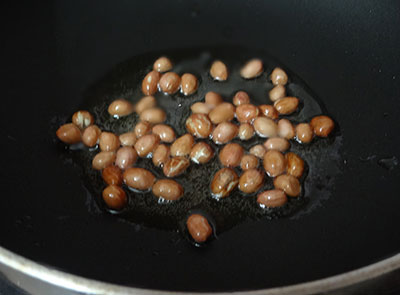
[0,245,399,295]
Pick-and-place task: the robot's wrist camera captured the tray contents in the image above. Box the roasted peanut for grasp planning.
[152,124,176,143]
[72,110,94,129]
[119,132,137,147]
[212,122,238,144]
[274,97,299,115]
[240,59,263,79]
[139,107,166,124]
[274,174,301,197]
[153,56,173,72]
[56,123,82,144]
[190,142,214,164]
[134,134,160,158]
[238,123,254,141]
[257,190,287,208]
[187,214,212,243]
[102,165,123,186]
[163,156,190,177]
[233,91,250,106]
[180,73,198,96]
[123,167,155,191]
[186,113,213,138]
[102,185,127,210]
[210,60,228,81]
[152,144,170,167]
[135,96,157,115]
[310,115,335,137]
[159,72,181,94]
[270,67,288,85]
[253,117,278,138]
[152,179,183,201]
[249,144,266,159]
[296,123,313,143]
[240,154,259,170]
[107,99,134,118]
[134,121,152,138]
[142,71,161,95]
[210,168,239,198]
[92,151,116,170]
[82,125,101,147]
[191,102,212,114]
[99,132,120,152]
[208,102,235,124]
[259,105,279,119]
[269,85,286,102]
[263,150,286,177]
[205,91,223,107]
[286,152,305,178]
[277,119,295,139]
[115,146,138,170]
[264,137,290,152]
[239,169,264,194]
[236,104,259,123]
[219,143,244,167]
[170,134,194,157]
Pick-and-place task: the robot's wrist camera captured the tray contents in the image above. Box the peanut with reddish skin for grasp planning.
[123,167,155,191]
[92,151,116,170]
[270,67,288,85]
[135,96,156,115]
[212,122,238,144]
[187,214,212,243]
[99,132,120,152]
[277,119,295,139]
[296,123,313,143]
[274,174,301,197]
[102,165,123,186]
[239,169,264,194]
[310,115,335,137]
[102,185,127,210]
[119,132,137,147]
[233,91,250,106]
[209,102,235,124]
[142,71,161,95]
[264,137,290,152]
[134,121,152,138]
[115,146,138,170]
[219,143,244,168]
[240,59,263,79]
[263,150,286,177]
[185,113,213,138]
[253,117,278,138]
[159,72,181,94]
[108,99,134,118]
[191,102,212,114]
[274,97,299,115]
[210,60,228,81]
[163,156,190,177]
[210,168,239,198]
[56,123,82,144]
[236,104,259,123]
[240,154,259,170]
[238,123,254,141]
[181,73,198,96]
[205,91,223,107]
[269,85,286,102]
[82,125,101,147]
[152,179,184,201]
[259,105,279,119]
[152,144,170,167]
[249,144,266,159]
[286,152,305,178]
[153,56,173,72]
[257,190,288,208]
[152,124,176,143]
[190,142,214,164]
[72,110,94,129]
[170,134,194,157]
[139,108,166,124]
[134,134,160,158]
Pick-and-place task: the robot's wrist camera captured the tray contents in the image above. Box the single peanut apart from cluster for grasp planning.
[239,169,264,194]
[310,115,335,137]
[181,73,198,96]
[186,113,213,138]
[163,156,190,177]
[153,56,173,73]
[210,168,239,198]
[102,185,127,210]
[152,179,183,201]
[190,142,214,164]
[240,59,263,79]
[233,91,250,106]
[212,122,238,144]
[108,99,134,118]
[142,71,161,95]
[186,214,212,243]
[72,110,94,130]
[123,167,155,191]
[210,60,228,81]
[219,143,244,168]
[257,190,288,208]
[270,67,288,85]
[159,72,181,94]
[56,123,82,144]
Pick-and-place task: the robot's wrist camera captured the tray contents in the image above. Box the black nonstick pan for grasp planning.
[0,1,399,294]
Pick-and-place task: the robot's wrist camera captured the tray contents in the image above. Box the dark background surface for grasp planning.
[0,0,399,293]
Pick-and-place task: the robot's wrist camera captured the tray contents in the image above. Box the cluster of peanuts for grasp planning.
[56,56,335,244]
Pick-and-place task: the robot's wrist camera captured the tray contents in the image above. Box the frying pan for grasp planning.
[1,0,400,294]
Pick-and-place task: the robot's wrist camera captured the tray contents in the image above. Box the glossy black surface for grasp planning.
[0,0,399,292]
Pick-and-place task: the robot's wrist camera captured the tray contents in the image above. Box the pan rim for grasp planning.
[0,246,399,294]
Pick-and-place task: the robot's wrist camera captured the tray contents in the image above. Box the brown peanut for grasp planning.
[99,132,120,152]
[208,102,235,124]
[205,91,223,107]
[310,115,335,137]
[56,123,82,144]
[135,96,157,115]
[239,169,264,194]
[115,146,138,170]
[181,73,198,96]
[159,72,181,94]
[134,121,152,138]
[233,91,250,106]
[253,117,278,138]
[264,137,290,152]
[240,154,259,170]
[119,132,137,147]
[270,67,288,85]
[170,134,194,157]
[240,59,263,79]
[102,165,123,186]
[210,168,238,198]
[219,143,244,167]
[82,125,101,147]
[152,179,184,201]
[153,56,173,72]
[107,99,134,118]
[277,119,295,139]
[238,123,254,140]
[102,185,127,210]
[123,168,155,191]
[296,123,313,143]
[286,152,305,178]
[139,107,166,124]
[72,110,94,129]
[269,85,286,102]
[263,150,286,177]
[187,214,212,243]
[163,156,190,177]
[259,105,279,119]
[274,174,301,197]
[152,124,176,143]
[191,102,212,114]
[92,151,116,170]
[274,97,299,115]
[249,144,266,159]
[236,104,259,123]
[257,190,287,208]
[190,142,214,164]
[152,144,170,167]
[212,122,238,144]
[142,71,161,95]
[186,113,213,138]
[210,60,228,81]
[134,134,160,158]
